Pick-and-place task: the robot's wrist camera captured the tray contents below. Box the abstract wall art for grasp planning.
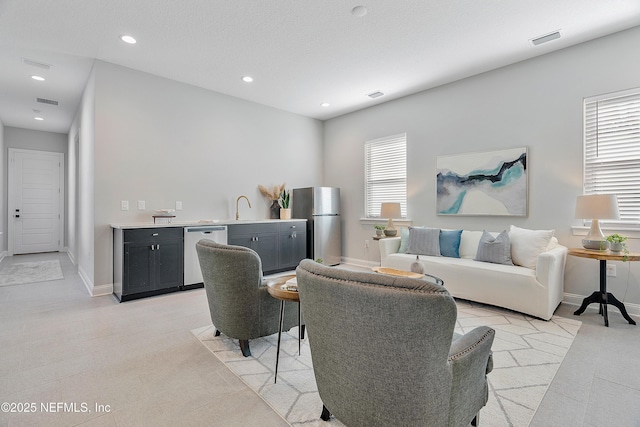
[436,147,527,216]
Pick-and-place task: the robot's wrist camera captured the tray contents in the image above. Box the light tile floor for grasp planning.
[0,252,639,426]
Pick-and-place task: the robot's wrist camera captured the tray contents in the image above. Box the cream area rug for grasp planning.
[192,300,581,427]
[0,260,64,287]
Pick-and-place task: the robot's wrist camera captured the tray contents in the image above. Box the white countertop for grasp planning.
[110,218,306,229]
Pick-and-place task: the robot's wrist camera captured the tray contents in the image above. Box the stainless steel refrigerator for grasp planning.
[292,187,341,266]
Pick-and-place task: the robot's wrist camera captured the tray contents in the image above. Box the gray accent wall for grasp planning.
[69,61,323,293]
[324,26,640,308]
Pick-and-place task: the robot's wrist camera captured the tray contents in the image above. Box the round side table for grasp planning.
[266,274,303,383]
[569,248,640,326]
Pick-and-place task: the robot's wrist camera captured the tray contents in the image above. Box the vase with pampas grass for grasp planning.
[259,183,286,219]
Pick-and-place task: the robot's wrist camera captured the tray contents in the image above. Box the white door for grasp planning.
[9,149,64,255]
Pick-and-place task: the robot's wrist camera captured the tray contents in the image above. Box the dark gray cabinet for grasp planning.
[227,220,306,274]
[113,227,184,301]
[278,222,307,270]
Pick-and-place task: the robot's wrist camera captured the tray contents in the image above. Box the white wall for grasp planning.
[2,126,68,252]
[324,26,640,308]
[89,61,323,290]
[0,119,4,254]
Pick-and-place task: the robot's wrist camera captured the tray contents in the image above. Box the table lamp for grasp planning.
[380,202,401,237]
[575,194,620,250]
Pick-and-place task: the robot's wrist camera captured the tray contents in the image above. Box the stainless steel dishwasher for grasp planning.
[184,225,228,286]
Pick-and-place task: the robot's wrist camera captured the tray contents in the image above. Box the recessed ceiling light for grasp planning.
[31,75,45,81]
[367,91,384,99]
[242,76,254,83]
[120,35,137,44]
[351,6,367,17]
[34,117,44,121]
[321,102,330,107]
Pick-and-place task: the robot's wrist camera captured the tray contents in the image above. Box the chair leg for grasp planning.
[471,412,479,426]
[239,339,251,357]
[214,329,221,337]
[320,405,331,421]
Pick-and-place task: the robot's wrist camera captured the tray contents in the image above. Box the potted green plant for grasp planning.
[374,224,386,237]
[279,189,291,219]
[606,234,628,254]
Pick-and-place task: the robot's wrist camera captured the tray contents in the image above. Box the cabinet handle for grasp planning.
[152,233,159,236]
[157,244,160,250]
[291,225,296,229]
[290,233,296,238]
[150,244,155,250]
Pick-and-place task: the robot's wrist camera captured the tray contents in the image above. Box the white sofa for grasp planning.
[379,228,567,320]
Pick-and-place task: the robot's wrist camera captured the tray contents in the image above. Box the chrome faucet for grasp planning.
[235,195,251,220]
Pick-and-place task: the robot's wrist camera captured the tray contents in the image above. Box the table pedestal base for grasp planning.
[574,291,636,327]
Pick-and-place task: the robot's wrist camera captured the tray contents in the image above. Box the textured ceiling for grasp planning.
[1,0,640,134]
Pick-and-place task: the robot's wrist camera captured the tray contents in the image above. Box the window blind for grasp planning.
[584,89,640,225]
[364,133,407,218]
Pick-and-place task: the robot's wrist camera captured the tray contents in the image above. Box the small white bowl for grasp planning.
[154,209,175,216]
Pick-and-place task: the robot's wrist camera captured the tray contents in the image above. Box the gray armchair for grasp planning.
[296,259,494,427]
[196,239,301,357]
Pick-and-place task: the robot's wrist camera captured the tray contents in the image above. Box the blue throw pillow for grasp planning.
[398,227,411,253]
[439,229,462,258]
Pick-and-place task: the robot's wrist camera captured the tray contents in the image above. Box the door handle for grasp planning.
[15,214,20,218]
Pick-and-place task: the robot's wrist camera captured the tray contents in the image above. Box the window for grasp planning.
[364,133,407,218]
[584,88,640,225]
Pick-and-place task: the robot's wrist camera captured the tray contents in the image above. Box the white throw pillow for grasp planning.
[509,225,555,269]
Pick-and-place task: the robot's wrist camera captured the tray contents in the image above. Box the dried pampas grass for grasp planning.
[258,183,285,200]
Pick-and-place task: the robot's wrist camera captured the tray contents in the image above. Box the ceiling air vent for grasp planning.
[531,31,561,46]
[21,58,52,70]
[368,91,384,99]
[36,97,59,106]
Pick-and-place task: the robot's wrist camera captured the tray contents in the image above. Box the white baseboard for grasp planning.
[77,264,113,297]
[92,283,114,297]
[66,249,77,266]
[0,251,7,264]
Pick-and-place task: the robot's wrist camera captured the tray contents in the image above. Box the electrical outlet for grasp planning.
[176,201,183,211]
[121,200,129,211]
[137,200,145,210]
[606,264,616,277]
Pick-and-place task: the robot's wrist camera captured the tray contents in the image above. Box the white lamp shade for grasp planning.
[575,194,620,220]
[380,202,401,219]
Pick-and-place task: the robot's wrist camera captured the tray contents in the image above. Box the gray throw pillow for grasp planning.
[475,230,513,265]
[406,227,441,257]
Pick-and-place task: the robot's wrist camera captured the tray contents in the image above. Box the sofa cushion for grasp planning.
[440,229,463,258]
[509,225,555,269]
[406,227,441,257]
[475,230,513,265]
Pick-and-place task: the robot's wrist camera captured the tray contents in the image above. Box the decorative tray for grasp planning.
[372,267,423,278]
